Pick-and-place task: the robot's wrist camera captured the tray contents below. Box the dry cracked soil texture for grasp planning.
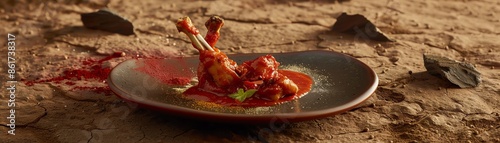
[0,0,499,142]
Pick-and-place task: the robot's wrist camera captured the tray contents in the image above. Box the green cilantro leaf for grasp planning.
[229,88,257,102]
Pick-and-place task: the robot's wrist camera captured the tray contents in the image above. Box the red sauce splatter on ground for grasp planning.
[23,52,125,95]
[134,58,195,86]
[183,70,313,107]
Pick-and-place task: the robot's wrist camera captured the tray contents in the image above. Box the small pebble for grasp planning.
[392,83,398,87]
[408,70,413,75]
[473,130,479,135]
[378,80,390,86]
[368,135,374,139]
[389,57,399,63]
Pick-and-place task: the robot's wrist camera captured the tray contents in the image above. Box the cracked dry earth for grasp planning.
[1,0,499,142]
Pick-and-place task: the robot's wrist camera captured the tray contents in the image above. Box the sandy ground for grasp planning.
[0,0,499,142]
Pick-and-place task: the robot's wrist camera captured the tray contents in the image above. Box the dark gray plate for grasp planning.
[108,50,378,123]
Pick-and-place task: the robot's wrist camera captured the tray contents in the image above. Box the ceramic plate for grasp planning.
[108,50,378,123]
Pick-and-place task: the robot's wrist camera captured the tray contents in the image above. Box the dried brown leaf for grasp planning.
[80,8,134,35]
[332,12,393,42]
[423,54,481,88]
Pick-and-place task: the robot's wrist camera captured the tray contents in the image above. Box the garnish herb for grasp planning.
[229,88,257,102]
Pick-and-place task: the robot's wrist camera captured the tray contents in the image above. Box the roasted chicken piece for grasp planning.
[238,55,298,101]
[176,16,298,101]
[176,16,240,93]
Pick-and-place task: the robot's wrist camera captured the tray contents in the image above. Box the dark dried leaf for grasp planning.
[332,12,393,42]
[81,8,134,35]
[423,54,481,88]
